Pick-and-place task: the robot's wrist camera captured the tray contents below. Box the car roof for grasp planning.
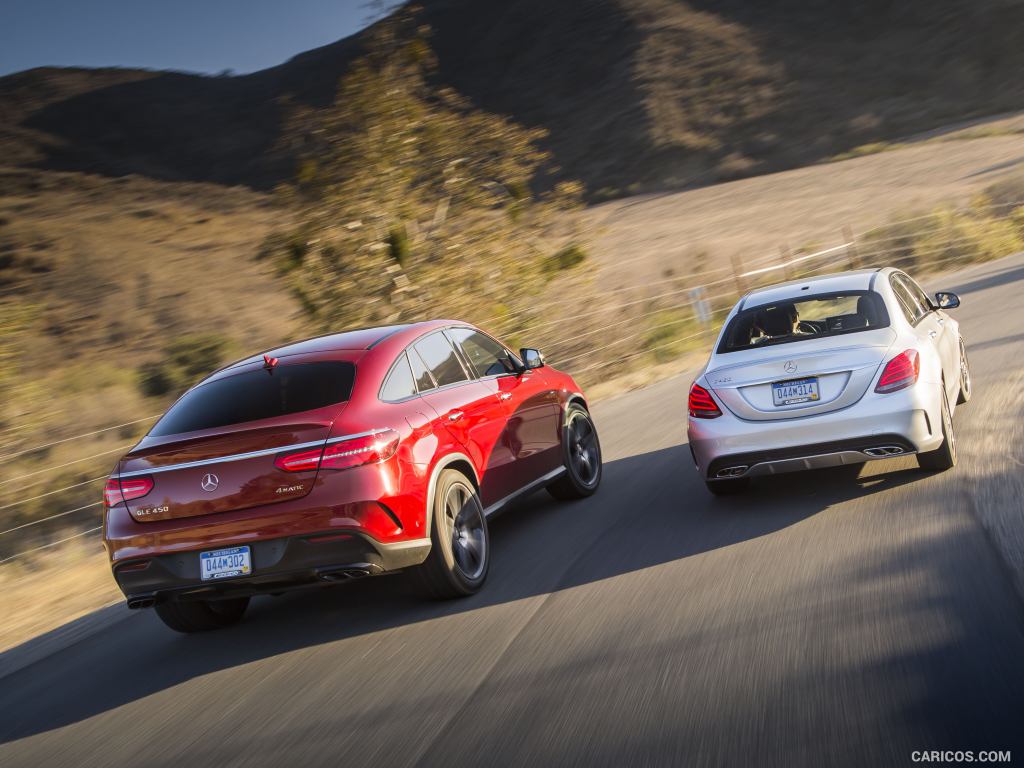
[739,268,882,310]
[219,319,470,373]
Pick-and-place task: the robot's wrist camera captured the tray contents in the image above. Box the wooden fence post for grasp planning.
[730,254,747,295]
[843,225,860,270]
[779,244,793,281]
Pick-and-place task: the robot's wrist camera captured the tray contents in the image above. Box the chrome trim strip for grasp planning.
[118,430,389,477]
[483,467,566,517]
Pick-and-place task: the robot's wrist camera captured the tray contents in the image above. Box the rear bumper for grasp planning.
[113,530,430,607]
[688,382,943,481]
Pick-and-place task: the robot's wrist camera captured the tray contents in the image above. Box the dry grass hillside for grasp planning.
[587,116,1024,288]
[3,0,1024,645]
[2,0,1024,197]
[0,168,296,557]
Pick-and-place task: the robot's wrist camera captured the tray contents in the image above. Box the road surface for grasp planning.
[3,255,1024,767]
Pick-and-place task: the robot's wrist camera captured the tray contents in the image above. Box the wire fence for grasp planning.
[1,202,1020,564]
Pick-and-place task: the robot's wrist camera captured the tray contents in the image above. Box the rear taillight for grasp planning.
[103,476,154,507]
[274,429,401,473]
[688,383,722,418]
[875,349,920,393]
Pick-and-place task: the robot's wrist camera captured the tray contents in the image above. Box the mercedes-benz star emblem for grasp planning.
[201,473,220,492]
[784,360,798,374]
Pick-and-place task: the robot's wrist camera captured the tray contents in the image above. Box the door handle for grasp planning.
[928,330,938,338]
[498,392,512,401]
[937,317,945,325]
[447,410,464,422]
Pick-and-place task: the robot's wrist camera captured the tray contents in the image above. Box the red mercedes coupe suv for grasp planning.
[102,321,601,632]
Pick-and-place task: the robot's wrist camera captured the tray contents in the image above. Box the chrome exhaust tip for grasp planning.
[127,596,156,610]
[715,465,749,478]
[318,566,374,582]
[862,446,906,458]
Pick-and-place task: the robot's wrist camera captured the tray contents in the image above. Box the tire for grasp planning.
[547,403,602,500]
[416,469,489,599]
[704,478,750,496]
[956,337,972,405]
[918,386,957,471]
[154,596,249,633]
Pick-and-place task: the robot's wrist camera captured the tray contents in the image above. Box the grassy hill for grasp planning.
[3,0,1024,562]
[2,0,1024,197]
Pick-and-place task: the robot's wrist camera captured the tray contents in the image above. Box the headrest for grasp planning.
[828,313,869,331]
[756,305,796,336]
[856,295,879,324]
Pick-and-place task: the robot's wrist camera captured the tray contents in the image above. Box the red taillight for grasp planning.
[273,447,323,473]
[688,382,722,418]
[103,476,153,507]
[274,429,401,473]
[875,349,920,393]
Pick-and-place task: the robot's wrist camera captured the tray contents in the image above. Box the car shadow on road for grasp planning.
[0,445,934,743]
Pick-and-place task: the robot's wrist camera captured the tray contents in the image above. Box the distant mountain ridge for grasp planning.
[2,0,1023,196]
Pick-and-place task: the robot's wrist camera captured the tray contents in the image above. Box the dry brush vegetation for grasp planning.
[3,3,1024,645]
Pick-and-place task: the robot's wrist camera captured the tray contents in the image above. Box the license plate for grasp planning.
[772,377,820,406]
[200,546,252,581]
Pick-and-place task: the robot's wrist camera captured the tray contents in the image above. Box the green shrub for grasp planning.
[981,174,1024,213]
[137,333,230,398]
[546,243,587,273]
[387,225,411,266]
[137,361,177,398]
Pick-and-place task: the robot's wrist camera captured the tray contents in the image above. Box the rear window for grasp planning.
[150,361,355,436]
[718,291,890,353]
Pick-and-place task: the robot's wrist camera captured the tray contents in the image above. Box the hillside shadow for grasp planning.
[14,2,658,194]
[0,443,934,743]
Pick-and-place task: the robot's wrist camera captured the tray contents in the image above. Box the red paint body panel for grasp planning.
[102,320,588,590]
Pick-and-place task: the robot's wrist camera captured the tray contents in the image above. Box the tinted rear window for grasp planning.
[718,291,890,353]
[150,361,355,436]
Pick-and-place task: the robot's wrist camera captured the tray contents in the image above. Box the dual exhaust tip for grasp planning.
[318,565,377,582]
[126,565,379,607]
[715,465,749,479]
[862,445,906,458]
[714,445,906,478]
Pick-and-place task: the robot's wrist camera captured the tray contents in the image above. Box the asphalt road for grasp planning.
[3,255,1024,767]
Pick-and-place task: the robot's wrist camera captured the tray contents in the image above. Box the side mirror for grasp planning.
[519,348,545,371]
[934,291,960,310]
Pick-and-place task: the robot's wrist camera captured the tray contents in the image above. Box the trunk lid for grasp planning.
[118,414,337,522]
[705,328,896,421]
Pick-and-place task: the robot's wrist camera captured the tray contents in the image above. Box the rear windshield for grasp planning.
[150,361,355,436]
[717,291,890,353]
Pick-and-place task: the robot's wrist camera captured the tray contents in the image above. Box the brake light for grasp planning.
[103,476,154,507]
[688,383,722,418]
[273,447,323,472]
[274,429,401,472]
[875,349,920,393]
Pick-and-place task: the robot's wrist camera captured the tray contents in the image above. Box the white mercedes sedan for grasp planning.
[687,268,971,494]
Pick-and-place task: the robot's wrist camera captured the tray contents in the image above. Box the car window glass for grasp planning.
[904,275,934,313]
[891,275,926,323]
[718,291,890,353]
[413,333,469,387]
[448,328,514,377]
[151,362,355,436]
[408,348,436,392]
[380,353,417,401]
